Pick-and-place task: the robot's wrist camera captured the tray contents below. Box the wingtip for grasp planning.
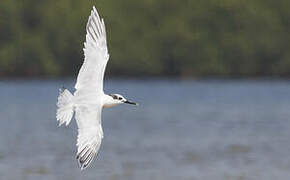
[76,145,98,171]
[77,157,90,171]
[92,6,99,16]
[80,163,88,170]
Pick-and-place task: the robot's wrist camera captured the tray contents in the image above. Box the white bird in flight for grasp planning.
[56,6,138,170]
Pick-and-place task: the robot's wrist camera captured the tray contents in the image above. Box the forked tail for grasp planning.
[56,88,74,126]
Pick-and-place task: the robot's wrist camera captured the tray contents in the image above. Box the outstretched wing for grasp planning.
[75,6,109,93]
[75,104,103,170]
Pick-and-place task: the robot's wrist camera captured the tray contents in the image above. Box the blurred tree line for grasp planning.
[1,0,290,78]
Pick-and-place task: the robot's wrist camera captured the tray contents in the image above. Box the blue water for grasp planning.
[0,79,290,180]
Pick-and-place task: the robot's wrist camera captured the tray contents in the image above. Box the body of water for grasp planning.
[0,79,290,180]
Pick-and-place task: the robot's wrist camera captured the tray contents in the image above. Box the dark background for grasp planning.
[1,0,290,78]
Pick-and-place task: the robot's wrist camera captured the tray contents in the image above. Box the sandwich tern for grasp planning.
[56,6,138,170]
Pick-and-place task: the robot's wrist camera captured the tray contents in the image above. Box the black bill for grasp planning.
[124,100,138,106]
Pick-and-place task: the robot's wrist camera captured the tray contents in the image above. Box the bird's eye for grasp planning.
[118,97,122,100]
[111,95,118,99]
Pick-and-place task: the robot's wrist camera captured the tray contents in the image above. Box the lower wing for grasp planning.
[75,104,103,170]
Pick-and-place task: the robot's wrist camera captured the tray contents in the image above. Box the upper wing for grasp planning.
[75,6,109,93]
[75,104,103,170]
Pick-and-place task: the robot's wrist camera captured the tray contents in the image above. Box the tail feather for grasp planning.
[56,88,74,126]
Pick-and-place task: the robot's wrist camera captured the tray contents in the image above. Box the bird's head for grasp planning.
[109,94,138,106]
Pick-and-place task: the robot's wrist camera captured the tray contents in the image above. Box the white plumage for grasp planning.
[56,6,138,170]
[75,6,109,92]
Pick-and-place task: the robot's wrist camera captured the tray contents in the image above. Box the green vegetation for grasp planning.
[1,0,290,78]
